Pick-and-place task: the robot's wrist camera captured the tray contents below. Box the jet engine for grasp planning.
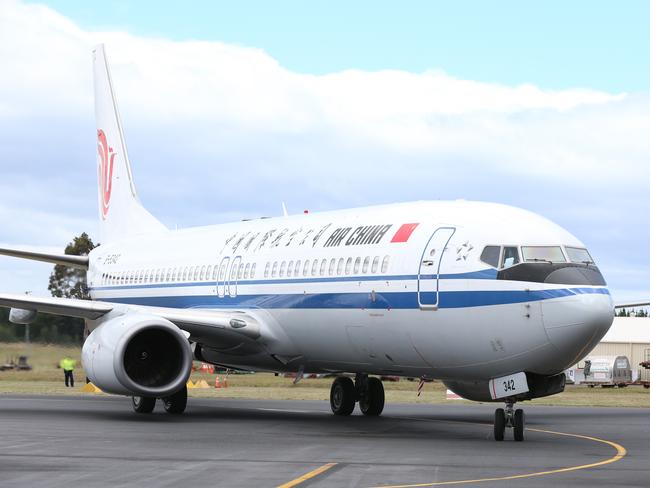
[82,313,192,397]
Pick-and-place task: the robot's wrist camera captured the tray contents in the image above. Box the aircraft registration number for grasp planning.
[488,372,529,400]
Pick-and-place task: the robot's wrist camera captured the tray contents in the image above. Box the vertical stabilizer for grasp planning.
[93,45,166,243]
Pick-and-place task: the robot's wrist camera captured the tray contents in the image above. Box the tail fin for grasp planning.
[93,44,166,243]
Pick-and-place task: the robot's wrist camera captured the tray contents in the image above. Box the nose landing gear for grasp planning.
[494,399,525,441]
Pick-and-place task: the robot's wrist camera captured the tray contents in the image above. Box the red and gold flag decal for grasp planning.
[391,223,419,243]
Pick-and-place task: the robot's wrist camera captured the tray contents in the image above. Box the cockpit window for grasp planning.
[565,247,595,264]
[521,246,566,263]
[501,247,520,268]
[480,246,501,268]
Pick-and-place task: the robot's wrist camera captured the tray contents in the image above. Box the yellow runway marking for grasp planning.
[371,427,626,488]
[277,462,338,488]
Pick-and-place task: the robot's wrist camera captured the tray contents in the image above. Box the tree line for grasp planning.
[0,233,95,344]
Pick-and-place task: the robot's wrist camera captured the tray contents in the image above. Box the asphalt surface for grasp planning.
[0,394,648,487]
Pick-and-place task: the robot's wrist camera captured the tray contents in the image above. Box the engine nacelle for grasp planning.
[82,313,192,397]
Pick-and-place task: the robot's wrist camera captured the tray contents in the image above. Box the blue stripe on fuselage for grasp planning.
[97,287,610,310]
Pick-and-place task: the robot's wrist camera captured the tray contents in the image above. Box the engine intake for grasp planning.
[82,313,192,397]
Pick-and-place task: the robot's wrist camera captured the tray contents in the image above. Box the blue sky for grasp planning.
[1,1,649,303]
[29,0,650,92]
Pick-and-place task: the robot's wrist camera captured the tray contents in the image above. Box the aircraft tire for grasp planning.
[132,396,156,414]
[494,408,505,441]
[513,409,525,441]
[330,377,355,416]
[162,385,187,414]
[360,377,385,416]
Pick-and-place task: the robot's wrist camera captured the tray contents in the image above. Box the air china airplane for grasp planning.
[0,45,616,442]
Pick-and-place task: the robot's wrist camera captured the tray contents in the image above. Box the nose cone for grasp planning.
[542,291,614,369]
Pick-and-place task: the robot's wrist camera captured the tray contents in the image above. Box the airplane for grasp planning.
[0,45,615,442]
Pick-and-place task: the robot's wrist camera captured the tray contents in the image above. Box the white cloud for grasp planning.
[0,0,648,298]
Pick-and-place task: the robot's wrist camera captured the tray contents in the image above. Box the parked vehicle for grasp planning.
[582,355,632,387]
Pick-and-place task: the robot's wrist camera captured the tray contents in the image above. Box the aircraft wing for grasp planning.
[0,293,112,319]
[0,293,260,339]
[0,246,88,269]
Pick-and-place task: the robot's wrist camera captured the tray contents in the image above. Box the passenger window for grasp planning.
[381,256,389,273]
[354,257,361,274]
[362,256,370,273]
[295,260,301,277]
[199,265,206,280]
[303,260,310,277]
[219,263,227,280]
[501,247,520,268]
[238,263,244,279]
[371,256,379,273]
[212,265,219,280]
[272,261,278,278]
[337,258,344,275]
[153,269,159,282]
[311,260,319,276]
[194,267,201,281]
[328,258,336,276]
[279,261,286,277]
[264,262,270,278]
[244,263,250,279]
[480,246,501,268]
[287,261,294,277]
[230,264,238,280]
[188,266,194,281]
[251,263,256,278]
[319,259,327,276]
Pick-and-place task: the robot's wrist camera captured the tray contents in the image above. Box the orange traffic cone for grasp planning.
[214,376,221,389]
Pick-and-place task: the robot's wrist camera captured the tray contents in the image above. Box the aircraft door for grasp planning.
[217,256,230,298]
[417,227,456,310]
[229,256,242,298]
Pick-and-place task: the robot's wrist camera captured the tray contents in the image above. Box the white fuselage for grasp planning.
[88,200,614,381]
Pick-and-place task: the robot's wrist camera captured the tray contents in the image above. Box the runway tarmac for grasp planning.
[0,394,647,487]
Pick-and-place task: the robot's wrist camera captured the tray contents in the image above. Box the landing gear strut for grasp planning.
[329,374,385,416]
[494,399,525,441]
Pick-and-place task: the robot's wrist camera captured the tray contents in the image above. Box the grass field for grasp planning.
[2,342,650,407]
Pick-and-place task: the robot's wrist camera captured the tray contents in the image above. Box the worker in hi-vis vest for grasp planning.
[59,356,76,387]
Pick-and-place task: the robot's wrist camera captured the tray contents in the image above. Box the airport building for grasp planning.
[579,317,650,382]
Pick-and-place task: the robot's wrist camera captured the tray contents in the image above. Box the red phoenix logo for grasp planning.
[97,129,116,219]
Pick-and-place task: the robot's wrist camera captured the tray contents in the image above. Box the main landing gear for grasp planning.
[494,399,525,441]
[330,374,385,416]
[131,384,188,415]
